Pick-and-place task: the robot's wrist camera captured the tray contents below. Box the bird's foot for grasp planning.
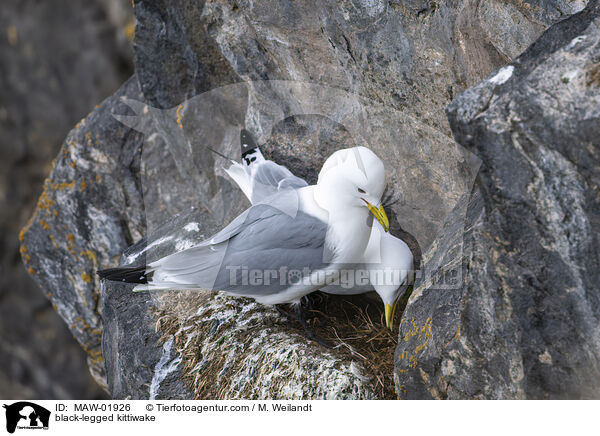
[274,302,332,348]
[301,293,329,324]
[293,303,332,349]
[274,304,292,320]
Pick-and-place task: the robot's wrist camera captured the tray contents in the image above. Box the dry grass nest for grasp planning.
[153,287,413,400]
[297,289,413,399]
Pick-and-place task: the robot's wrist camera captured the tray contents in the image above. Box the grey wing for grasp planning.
[142,203,329,298]
[250,160,308,204]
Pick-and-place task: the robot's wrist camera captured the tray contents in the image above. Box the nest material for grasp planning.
[298,290,412,399]
[152,286,412,400]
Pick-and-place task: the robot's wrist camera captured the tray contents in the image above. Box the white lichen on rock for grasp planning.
[149,336,183,399]
[489,66,514,85]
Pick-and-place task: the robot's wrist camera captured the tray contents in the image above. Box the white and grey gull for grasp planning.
[98,135,391,329]
[225,130,413,328]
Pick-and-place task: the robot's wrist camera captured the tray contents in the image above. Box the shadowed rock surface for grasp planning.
[395,0,600,399]
[21,0,596,399]
[1,0,133,398]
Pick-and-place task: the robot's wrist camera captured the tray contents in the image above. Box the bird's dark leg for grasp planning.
[302,293,328,324]
[301,295,313,311]
[274,304,291,319]
[293,302,332,349]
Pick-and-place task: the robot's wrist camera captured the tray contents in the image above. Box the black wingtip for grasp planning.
[240,129,259,163]
[97,266,153,284]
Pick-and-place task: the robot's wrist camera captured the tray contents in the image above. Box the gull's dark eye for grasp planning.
[358,188,366,194]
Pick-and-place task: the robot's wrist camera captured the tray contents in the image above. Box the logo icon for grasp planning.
[2,402,50,433]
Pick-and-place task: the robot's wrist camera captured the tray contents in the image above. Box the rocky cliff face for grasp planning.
[395,1,600,399]
[1,0,132,398]
[21,0,598,399]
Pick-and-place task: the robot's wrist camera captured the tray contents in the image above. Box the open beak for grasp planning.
[384,301,398,330]
[364,200,390,232]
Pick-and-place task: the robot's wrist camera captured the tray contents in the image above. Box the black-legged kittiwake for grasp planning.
[225,130,413,328]
[97,139,390,315]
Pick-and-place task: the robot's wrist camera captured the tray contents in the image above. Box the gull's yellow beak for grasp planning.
[384,301,398,330]
[365,202,390,232]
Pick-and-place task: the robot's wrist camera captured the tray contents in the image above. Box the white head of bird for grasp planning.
[363,223,414,328]
[313,146,389,233]
[317,146,413,330]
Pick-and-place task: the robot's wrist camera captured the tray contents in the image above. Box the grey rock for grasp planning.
[1,0,132,398]
[20,76,146,392]
[101,281,192,400]
[395,0,600,399]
